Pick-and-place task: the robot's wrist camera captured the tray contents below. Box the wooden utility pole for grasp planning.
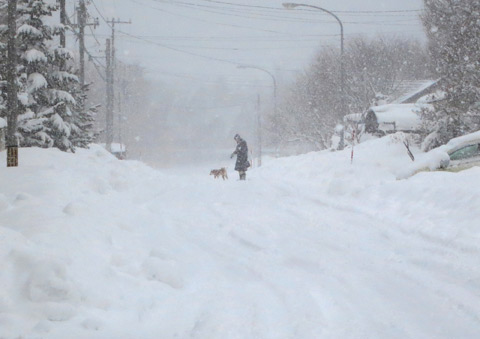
[105,39,113,152]
[107,18,131,107]
[104,18,131,153]
[60,0,66,48]
[6,0,18,167]
[78,0,86,87]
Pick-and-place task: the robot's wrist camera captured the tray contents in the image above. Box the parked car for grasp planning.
[438,131,480,170]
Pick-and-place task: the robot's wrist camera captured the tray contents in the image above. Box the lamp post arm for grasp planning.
[283,2,345,117]
[286,4,343,52]
[255,68,277,106]
[239,65,277,114]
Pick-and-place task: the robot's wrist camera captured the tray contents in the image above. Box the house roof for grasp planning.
[390,80,438,104]
[369,104,423,131]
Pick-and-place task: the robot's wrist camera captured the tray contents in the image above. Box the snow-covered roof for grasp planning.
[390,80,438,104]
[0,117,6,129]
[369,104,423,131]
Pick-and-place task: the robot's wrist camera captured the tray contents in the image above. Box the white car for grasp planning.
[438,131,480,170]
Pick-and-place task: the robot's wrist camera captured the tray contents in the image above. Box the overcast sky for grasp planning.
[77,0,426,91]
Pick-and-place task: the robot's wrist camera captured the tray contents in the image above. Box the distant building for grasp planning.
[343,80,440,138]
[364,104,423,135]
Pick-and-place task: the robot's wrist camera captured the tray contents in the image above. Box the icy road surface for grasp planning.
[1,139,480,338]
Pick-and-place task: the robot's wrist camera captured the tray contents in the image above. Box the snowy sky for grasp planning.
[76,0,426,90]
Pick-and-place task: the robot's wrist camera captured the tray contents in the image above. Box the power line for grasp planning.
[90,0,112,28]
[153,0,422,14]
[83,33,339,40]
[142,0,421,24]
[64,13,105,81]
[121,39,335,50]
[88,25,102,46]
[137,0,421,26]
[87,0,425,73]
[127,0,300,34]
[152,70,275,87]
[115,29,243,66]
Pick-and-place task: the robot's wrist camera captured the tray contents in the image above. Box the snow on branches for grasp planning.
[421,0,480,150]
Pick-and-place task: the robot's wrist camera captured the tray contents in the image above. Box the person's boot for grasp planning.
[240,173,246,180]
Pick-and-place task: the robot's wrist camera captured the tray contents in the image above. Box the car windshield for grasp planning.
[449,144,480,160]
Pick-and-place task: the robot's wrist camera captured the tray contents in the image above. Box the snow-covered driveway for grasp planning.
[1,139,480,338]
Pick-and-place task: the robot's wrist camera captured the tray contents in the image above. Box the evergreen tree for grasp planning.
[45,44,78,151]
[1,0,95,152]
[421,0,480,150]
[14,0,60,147]
[70,83,98,148]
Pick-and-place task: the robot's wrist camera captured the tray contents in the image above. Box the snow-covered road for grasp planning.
[143,167,480,339]
[1,139,480,338]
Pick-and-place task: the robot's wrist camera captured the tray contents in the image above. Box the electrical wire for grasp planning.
[142,0,421,24]
[127,0,301,35]
[64,13,106,81]
[153,0,422,14]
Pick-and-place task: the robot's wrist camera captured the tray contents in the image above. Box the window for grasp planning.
[449,144,480,161]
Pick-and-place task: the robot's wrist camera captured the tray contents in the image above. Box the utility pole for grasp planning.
[60,0,66,47]
[6,0,18,167]
[104,18,131,153]
[117,76,129,159]
[257,94,262,167]
[78,0,86,87]
[76,0,98,87]
[105,39,113,152]
[107,18,131,106]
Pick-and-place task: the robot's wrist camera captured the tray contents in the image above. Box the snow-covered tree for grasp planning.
[421,0,480,150]
[269,37,431,152]
[14,1,59,147]
[1,0,95,152]
[70,83,98,148]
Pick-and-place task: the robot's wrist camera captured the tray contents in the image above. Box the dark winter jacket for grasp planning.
[232,138,249,171]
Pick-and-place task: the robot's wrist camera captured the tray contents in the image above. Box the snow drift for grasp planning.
[0,137,479,338]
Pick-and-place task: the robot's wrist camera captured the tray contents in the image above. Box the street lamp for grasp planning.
[237,65,277,116]
[237,65,277,167]
[283,2,345,117]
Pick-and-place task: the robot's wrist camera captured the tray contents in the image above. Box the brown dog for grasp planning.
[210,167,228,180]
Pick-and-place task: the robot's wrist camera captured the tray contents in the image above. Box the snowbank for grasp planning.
[0,138,479,338]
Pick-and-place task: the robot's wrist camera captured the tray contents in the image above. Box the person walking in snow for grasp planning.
[230,134,249,180]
